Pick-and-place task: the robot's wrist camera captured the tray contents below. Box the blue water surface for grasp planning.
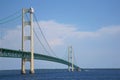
[0,69,120,80]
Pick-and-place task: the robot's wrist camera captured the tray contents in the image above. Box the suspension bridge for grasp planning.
[0,8,80,74]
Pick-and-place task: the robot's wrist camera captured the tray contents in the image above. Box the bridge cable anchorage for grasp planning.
[33,14,58,58]
[25,14,52,56]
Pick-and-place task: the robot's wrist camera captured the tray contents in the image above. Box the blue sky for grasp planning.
[0,0,120,70]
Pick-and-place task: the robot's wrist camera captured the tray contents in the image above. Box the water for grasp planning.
[0,69,120,80]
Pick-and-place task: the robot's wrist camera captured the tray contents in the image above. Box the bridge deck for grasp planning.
[0,48,80,70]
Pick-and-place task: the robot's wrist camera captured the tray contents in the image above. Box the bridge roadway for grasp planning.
[0,48,80,70]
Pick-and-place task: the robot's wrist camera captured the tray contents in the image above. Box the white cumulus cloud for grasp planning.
[36,20,120,46]
[1,20,120,50]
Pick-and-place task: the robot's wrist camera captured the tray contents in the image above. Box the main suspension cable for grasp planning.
[33,29,52,55]
[0,10,21,21]
[0,14,21,24]
[33,14,57,57]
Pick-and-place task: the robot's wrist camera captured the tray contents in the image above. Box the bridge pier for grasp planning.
[30,58,35,74]
[21,59,26,74]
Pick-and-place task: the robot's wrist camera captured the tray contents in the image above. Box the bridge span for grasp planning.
[0,48,80,70]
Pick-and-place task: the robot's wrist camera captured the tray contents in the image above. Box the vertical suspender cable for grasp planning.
[33,14,57,57]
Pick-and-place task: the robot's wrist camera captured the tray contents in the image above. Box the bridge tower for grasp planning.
[21,8,34,74]
[68,46,74,72]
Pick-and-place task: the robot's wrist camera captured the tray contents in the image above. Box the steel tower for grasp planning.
[68,46,74,71]
[21,8,34,74]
